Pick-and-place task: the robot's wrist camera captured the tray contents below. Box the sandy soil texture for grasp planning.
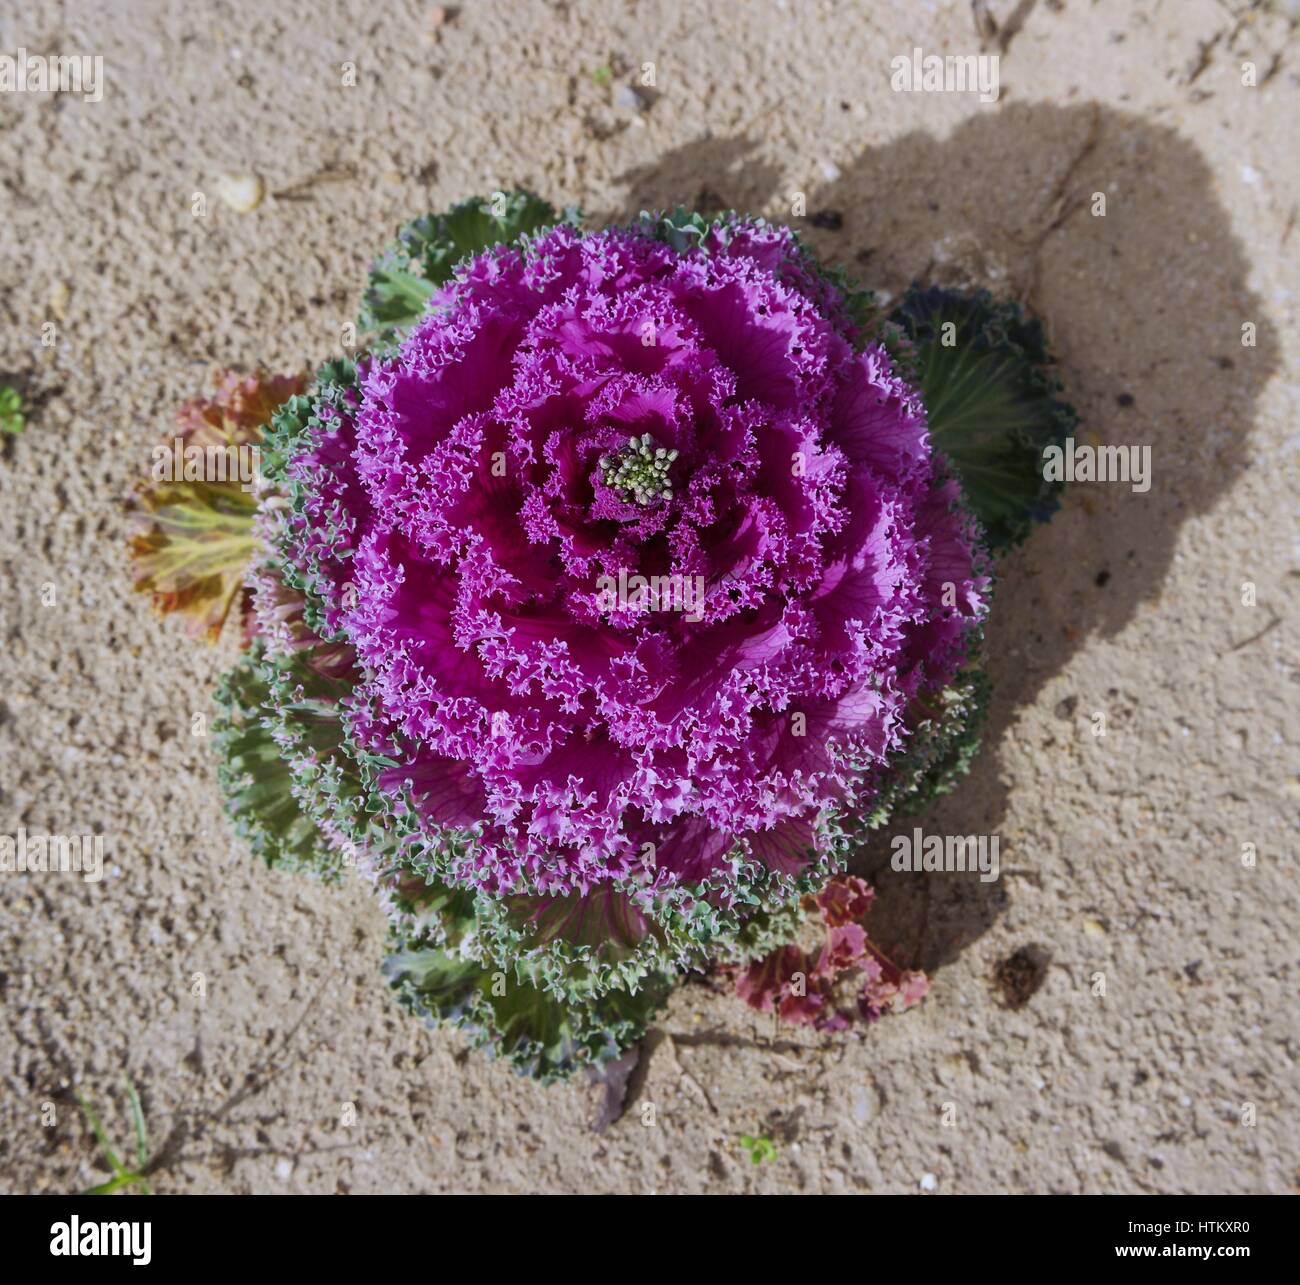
[0,0,1296,1195]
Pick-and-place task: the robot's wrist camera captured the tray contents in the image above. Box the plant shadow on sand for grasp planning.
[612,103,1280,978]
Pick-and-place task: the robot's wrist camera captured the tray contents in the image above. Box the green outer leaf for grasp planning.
[385,926,672,1085]
[212,644,338,877]
[890,285,1078,550]
[359,190,579,340]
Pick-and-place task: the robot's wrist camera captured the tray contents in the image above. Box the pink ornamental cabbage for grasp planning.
[278,217,987,903]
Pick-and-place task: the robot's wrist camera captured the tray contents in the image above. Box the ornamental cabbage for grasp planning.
[193,194,1075,1081]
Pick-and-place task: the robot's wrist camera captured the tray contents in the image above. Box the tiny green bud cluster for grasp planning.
[600,433,678,506]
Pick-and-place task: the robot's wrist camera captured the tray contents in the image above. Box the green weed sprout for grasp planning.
[77,1077,152,1195]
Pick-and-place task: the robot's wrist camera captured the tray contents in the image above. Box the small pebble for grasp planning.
[919,1172,937,1191]
[614,85,645,112]
[49,280,71,320]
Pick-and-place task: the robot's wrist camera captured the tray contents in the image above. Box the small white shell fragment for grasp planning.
[216,172,265,213]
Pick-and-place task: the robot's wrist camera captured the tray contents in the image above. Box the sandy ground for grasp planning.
[0,0,1296,1195]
